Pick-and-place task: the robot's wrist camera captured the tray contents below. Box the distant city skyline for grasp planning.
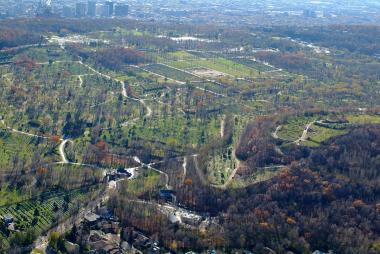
[0,0,379,25]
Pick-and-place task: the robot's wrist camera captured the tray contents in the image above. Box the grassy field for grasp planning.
[165,56,259,78]
[159,51,260,78]
[11,47,72,63]
[143,63,200,82]
[276,115,318,142]
[277,113,380,147]
[305,125,347,147]
[346,114,380,124]
[232,58,277,72]
[207,147,236,185]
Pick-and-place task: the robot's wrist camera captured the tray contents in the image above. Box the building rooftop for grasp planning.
[84,213,100,223]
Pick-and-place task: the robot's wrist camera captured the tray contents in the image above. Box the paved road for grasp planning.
[58,139,73,164]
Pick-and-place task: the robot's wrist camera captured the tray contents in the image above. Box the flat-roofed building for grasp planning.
[115,4,128,17]
[75,2,87,17]
[87,1,96,16]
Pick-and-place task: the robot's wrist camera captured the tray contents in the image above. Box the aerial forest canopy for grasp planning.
[0,15,379,254]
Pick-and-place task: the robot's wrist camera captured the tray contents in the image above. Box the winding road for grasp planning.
[272,125,282,139]
[295,121,315,145]
[58,139,73,164]
[273,121,319,146]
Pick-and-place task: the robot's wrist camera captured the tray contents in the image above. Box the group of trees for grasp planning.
[0,28,41,49]
[93,47,149,70]
[270,25,380,56]
[108,119,380,253]
[308,124,380,181]
[235,116,286,168]
[110,163,380,253]
[214,166,380,253]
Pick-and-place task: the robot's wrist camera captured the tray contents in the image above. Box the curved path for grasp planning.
[295,121,315,145]
[58,139,73,164]
[192,152,246,189]
[272,125,282,139]
[273,121,320,146]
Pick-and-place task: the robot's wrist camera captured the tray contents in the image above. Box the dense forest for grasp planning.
[96,116,379,254]
[266,25,380,56]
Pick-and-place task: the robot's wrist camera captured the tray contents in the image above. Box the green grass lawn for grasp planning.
[207,147,236,185]
[346,114,380,124]
[277,113,380,147]
[306,125,347,147]
[277,116,317,141]
[161,51,259,78]
[143,63,200,82]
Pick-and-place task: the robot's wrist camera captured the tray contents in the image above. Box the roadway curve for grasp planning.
[58,139,73,164]
[272,125,282,139]
[295,121,315,145]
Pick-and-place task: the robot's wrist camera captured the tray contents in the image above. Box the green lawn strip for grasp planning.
[143,63,201,82]
[346,114,380,124]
